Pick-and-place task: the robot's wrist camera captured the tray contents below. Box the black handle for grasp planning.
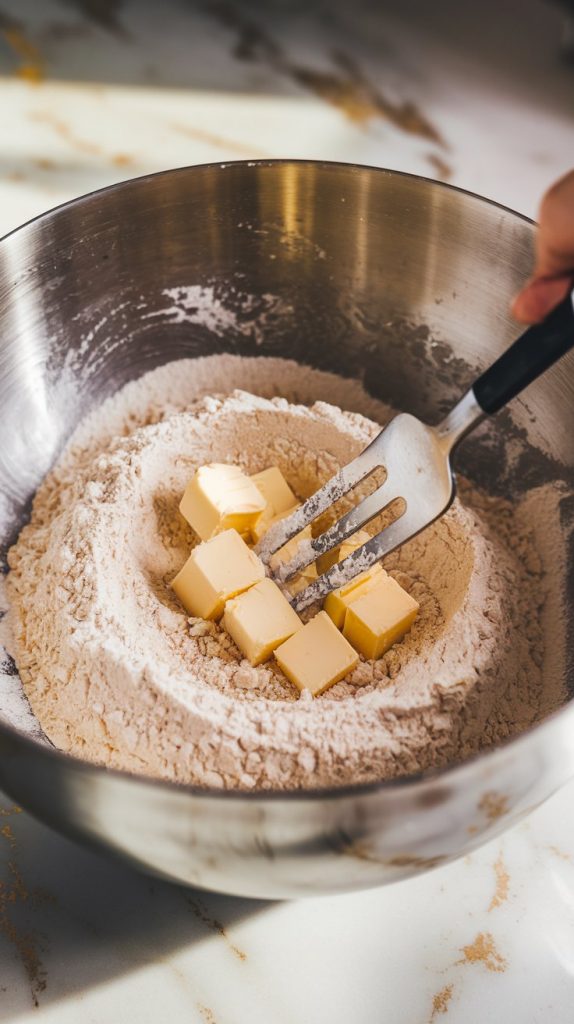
[473,289,574,415]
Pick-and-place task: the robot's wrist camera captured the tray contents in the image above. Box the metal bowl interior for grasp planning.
[0,161,573,898]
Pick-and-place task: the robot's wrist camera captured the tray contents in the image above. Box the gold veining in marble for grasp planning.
[488,851,510,912]
[457,931,508,973]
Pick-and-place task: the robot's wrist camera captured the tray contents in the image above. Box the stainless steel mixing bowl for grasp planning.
[0,161,573,899]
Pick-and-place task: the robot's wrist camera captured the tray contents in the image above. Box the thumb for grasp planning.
[511,273,573,325]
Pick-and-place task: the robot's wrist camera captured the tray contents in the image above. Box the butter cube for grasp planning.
[268,509,317,596]
[180,463,266,541]
[223,578,303,666]
[343,574,419,659]
[275,611,359,696]
[268,510,313,567]
[250,466,297,542]
[324,564,385,629]
[171,529,265,620]
[316,529,372,574]
[285,559,318,597]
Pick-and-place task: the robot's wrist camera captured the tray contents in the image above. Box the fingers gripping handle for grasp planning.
[473,289,574,415]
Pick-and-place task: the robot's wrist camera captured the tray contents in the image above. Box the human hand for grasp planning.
[512,169,574,324]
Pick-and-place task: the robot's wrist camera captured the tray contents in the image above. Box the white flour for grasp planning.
[4,355,568,789]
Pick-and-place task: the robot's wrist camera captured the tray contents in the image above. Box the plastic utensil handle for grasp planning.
[472,288,574,415]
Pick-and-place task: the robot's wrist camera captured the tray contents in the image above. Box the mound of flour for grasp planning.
[4,356,563,789]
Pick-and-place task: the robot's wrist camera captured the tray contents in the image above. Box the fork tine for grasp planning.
[291,511,416,612]
[255,443,382,563]
[274,479,398,582]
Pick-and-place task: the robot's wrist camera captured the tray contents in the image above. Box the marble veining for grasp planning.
[0,0,573,1020]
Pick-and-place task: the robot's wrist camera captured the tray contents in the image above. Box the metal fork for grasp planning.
[257,289,574,612]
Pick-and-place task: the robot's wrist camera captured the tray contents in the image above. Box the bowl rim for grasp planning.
[4,157,569,808]
[0,157,536,249]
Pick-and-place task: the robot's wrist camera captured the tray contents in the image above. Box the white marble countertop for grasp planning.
[1,1,574,1020]
[1,782,574,1024]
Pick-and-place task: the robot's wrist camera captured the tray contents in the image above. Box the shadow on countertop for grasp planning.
[0,797,274,1017]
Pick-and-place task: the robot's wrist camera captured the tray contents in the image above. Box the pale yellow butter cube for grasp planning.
[252,466,296,511]
[250,467,297,543]
[180,463,266,541]
[251,466,296,515]
[316,528,372,574]
[223,578,303,666]
[274,611,359,696]
[171,529,265,620]
[268,510,313,569]
[268,510,317,596]
[324,564,385,629]
[285,559,318,598]
[343,574,419,659]
[250,505,281,545]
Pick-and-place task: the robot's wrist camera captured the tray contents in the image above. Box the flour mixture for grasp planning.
[4,356,564,789]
